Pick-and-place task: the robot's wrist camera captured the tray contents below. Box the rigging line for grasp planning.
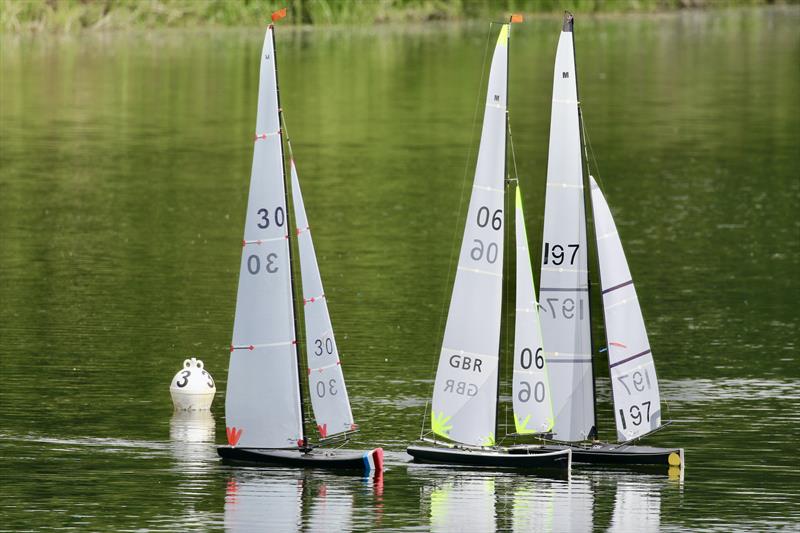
[578,104,602,187]
[507,115,521,184]
[504,116,520,436]
[423,21,497,436]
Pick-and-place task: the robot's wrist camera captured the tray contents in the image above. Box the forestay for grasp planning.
[512,187,554,435]
[431,24,509,447]
[589,177,661,442]
[290,160,355,439]
[225,26,304,449]
[538,17,595,442]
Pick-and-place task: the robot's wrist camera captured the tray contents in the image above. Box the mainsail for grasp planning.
[589,177,661,441]
[431,24,509,447]
[225,26,304,448]
[538,15,595,441]
[290,160,355,439]
[512,187,554,435]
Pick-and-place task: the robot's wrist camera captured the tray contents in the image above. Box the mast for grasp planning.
[569,12,600,440]
[271,23,308,448]
[494,18,511,444]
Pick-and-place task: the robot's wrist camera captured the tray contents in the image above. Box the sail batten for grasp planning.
[589,177,662,442]
[430,24,509,447]
[538,25,595,442]
[225,27,304,449]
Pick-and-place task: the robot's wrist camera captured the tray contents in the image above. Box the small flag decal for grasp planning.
[271,8,287,22]
[226,426,243,446]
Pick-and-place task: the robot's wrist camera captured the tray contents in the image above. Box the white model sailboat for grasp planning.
[537,13,682,467]
[217,16,383,473]
[407,18,570,470]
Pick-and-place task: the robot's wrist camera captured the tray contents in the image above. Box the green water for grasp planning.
[1,7,798,531]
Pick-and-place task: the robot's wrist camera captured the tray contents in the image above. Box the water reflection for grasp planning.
[429,476,496,533]
[410,467,680,533]
[510,478,593,533]
[223,469,383,532]
[169,410,216,465]
[608,480,661,533]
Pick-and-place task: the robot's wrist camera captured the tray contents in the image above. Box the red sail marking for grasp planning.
[609,341,627,348]
[318,423,328,438]
[226,427,243,446]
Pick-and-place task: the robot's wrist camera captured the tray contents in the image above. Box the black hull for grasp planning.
[406,444,571,471]
[218,446,384,473]
[522,443,684,467]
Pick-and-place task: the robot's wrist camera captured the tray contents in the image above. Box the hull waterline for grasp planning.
[406,444,571,471]
[521,443,684,467]
[218,446,384,473]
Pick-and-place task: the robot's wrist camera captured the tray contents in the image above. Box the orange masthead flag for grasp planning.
[510,13,524,23]
[271,8,287,22]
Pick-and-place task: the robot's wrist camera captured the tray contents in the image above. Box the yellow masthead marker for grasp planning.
[496,23,509,47]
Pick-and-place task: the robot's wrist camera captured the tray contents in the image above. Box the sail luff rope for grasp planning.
[421,22,496,440]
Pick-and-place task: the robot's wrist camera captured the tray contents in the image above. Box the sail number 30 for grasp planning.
[256,207,285,229]
[315,379,338,398]
[246,253,279,274]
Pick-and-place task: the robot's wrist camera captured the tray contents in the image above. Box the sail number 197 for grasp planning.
[543,242,579,265]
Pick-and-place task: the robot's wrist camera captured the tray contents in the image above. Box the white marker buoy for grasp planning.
[170,357,216,411]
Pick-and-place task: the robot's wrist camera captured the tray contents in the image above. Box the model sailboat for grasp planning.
[217,18,383,473]
[406,19,571,470]
[536,13,683,467]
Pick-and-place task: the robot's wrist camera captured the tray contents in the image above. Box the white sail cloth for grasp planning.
[225,27,304,449]
[290,161,355,439]
[512,187,555,435]
[431,24,509,447]
[589,177,661,441]
[539,26,595,442]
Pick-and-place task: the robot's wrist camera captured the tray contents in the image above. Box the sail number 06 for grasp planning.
[520,347,544,370]
[518,381,546,403]
[476,206,502,230]
[471,239,499,263]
